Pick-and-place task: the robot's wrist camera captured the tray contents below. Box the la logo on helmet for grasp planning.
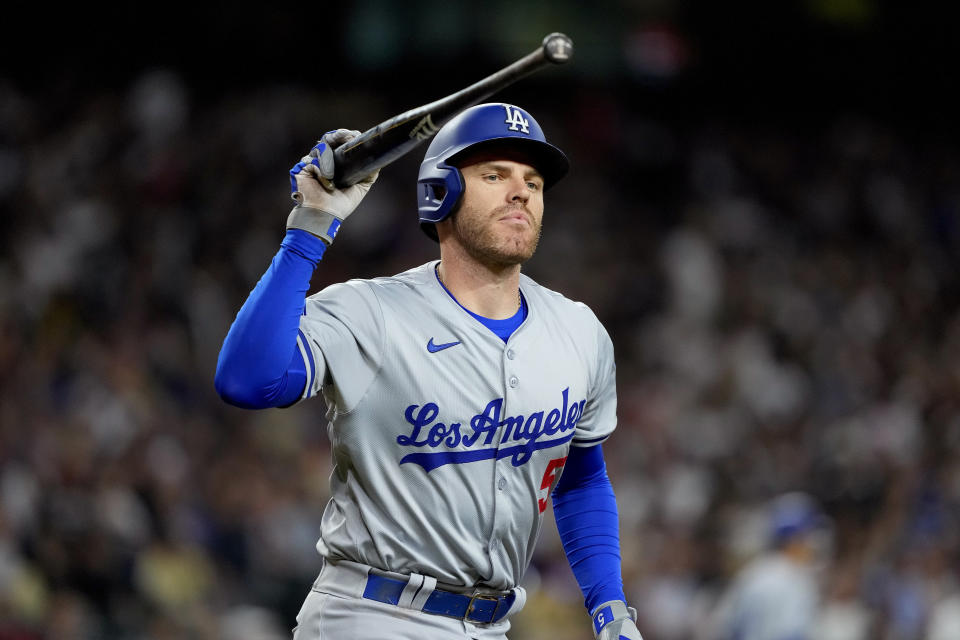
[504,105,530,133]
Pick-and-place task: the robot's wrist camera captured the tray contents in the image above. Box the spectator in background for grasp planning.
[701,492,832,640]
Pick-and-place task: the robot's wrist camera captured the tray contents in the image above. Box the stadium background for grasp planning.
[2,2,960,638]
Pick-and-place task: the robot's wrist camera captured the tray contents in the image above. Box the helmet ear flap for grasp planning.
[416,164,465,242]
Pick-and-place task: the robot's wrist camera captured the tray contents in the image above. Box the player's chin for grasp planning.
[462,220,540,265]
[495,234,539,264]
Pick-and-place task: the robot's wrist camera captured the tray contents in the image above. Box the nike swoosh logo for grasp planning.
[427,338,461,353]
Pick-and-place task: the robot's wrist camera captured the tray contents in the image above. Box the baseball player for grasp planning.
[215,103,641,640]
[701,492,831,640]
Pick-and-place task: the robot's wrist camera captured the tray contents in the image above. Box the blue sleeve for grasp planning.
[552,444,626,614]
[214,229,326,409]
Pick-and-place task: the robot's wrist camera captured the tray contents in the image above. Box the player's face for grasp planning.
[449,154,545,267]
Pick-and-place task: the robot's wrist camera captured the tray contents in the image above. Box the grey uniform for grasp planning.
[293,260,617,593]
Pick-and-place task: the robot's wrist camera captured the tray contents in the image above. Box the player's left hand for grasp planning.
[592,601,644,640]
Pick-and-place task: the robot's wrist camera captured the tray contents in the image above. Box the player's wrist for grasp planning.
[591,600,629,629]
[287,205,343,245]
[592,600,642,640]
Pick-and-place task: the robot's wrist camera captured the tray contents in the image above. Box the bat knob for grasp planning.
[542,32,574,64]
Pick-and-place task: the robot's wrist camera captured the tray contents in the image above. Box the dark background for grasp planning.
[6,2,960,122]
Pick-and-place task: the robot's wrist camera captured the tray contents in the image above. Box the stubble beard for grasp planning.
[452,205,543,268]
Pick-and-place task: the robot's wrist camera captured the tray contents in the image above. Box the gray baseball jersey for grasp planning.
[293,260,617,590]
[712,554,819,640]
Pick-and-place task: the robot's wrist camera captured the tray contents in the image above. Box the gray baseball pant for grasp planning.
[291,559,526,640]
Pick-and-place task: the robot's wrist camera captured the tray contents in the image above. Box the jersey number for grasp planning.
[538,456,568,513]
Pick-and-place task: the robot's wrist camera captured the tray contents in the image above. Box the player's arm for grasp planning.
[214,130,378,409]
[552,444,643,640]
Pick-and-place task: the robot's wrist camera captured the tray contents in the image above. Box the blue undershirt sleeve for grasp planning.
[552,444,627,614]
[214,229,326,409]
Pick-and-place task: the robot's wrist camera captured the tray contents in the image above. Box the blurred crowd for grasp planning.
[1,67,959,640]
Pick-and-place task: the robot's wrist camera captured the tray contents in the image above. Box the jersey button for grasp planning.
[506,349,515,360]
[509,376,519,388]
[497,476,506,490]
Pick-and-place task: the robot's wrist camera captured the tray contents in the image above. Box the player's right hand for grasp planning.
[287,129,380,244]
[592,601,644,640]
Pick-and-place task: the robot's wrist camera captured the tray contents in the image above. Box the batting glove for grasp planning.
[592,601,644,640]
[287,129,379,244]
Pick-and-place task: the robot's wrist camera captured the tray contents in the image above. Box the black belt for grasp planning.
[362,573,516,624]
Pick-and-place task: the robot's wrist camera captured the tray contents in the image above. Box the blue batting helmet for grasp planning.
[417,103,569,241]
[768,492,829,546]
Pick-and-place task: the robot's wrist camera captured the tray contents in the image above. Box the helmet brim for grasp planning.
[446,137,569,190]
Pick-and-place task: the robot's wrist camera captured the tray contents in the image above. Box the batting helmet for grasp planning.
[417,103,569,241]
[768,492,829,547]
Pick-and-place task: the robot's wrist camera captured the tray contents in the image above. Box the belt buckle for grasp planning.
[465,592,502,623]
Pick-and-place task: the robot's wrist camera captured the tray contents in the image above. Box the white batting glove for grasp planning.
[287,129,379,244]
[592,601,644,640]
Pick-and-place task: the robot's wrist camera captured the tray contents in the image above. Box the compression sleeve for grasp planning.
[214,229,326,409]
[552,444,627,614]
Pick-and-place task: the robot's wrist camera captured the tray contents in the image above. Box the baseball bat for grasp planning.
[332,32,573,187]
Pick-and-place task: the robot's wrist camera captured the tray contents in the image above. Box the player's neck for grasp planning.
[436,252,522,320]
